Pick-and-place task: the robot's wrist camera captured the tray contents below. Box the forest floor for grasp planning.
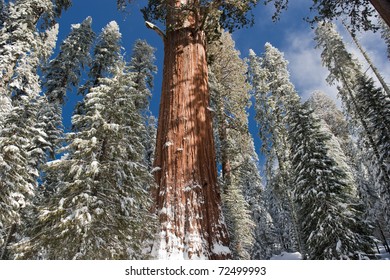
[270,242,390,260]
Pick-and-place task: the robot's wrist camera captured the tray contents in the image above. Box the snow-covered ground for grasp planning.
[270,242,390,260]
[376,243,390,260]
[270,252,302,260]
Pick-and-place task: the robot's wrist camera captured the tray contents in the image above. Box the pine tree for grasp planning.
[307,92,356,189]
[343,22,390,97]
[17,62,156,260]
[0,15,57,260]
[208,31,255,259]
[379,17,390,60]
[289,102,375,259]
[73,20,122,133]
[42,17,94,160]
[79,20,121,96]
[126,39,158,171]
[129,39,157,112]
[0,0,68,95]
[248,43,303,254]
[315,22,390,225]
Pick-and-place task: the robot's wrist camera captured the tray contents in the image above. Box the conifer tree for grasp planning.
[0,0,69,95]
[17,61,156,260]
[129,39,157,111]
[0,16,58,259]
[208,31,256,259]
[379,17,390,60]
[289,102,374,259]
[79,20,121,96]
[248,43,303,254]
[117,0,261,259]
[315,22,390,223]
[42,17,94,161]
[127,39,158,171]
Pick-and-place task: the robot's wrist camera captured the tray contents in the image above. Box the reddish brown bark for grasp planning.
[369,0,390,28]
[152,26,230,259]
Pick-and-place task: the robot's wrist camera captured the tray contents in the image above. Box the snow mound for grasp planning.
[270,251,302,260]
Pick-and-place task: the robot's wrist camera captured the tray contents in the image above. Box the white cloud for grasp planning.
[282,28,340,105]
[281,21,390,108]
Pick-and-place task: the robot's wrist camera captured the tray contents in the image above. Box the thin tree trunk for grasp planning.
[338,69,390,194]
[369,0,390,28]
[152,26,230,259]
[343,22,390,97]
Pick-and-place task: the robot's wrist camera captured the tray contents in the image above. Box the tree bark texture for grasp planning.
[369,0,390,28]
[152,27,230,259]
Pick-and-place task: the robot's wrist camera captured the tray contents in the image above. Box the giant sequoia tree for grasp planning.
[118,0,259,259]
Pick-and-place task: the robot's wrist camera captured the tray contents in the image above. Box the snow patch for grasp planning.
[164,141,173,148]
[151,166,161,173]
[336,239,342,252]
[211,242,231,255]
[270,251,302,260]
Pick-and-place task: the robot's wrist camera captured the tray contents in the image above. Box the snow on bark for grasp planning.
[152,27,230,259]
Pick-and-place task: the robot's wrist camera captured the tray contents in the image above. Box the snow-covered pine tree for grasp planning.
[0,0,69,96]
[306,92,356,190]
[289,102,375,259]
[353,74,390,212]
[208,31,255,260]
[128,39,158,170]
[79,20,121,96]
[315,21,390,226]
[0,23,58,260]
[248,43,303,254]
[306,91,381,220]
[17,61,156,260]
[239,139,278,260]
[129,39,157,112]
[73,20,123,134]
[343,22,390,97]
[45,17,95,104]
[42,17,94,160]
[379,17,390,60]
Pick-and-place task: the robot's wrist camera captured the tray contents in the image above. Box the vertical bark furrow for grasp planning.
[152,28,230,259]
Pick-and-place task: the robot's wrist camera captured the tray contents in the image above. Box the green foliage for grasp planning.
[140,0,258,33]
[289,103,375,259]
[265,0,377,31]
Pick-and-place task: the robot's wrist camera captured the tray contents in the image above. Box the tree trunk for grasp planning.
[343,22,390,97]
[369,0,390,28]
[152,26,230,259]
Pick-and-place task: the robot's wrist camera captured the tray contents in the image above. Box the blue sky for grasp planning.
[55,0,390,169]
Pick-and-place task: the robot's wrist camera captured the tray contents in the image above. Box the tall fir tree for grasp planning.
[17,59,156,259]
[208,31,256,260]
[288,102,375,259]
[129,39,157,112]
[315,21,390,226]
[0,18,58,259]
[379,17,390,60]
[248,43,303,254]
[0,0,69,96]
[42,16,95,163]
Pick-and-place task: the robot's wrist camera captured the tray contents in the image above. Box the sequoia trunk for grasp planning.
[152,27,230,259]
[369,0,390,28]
